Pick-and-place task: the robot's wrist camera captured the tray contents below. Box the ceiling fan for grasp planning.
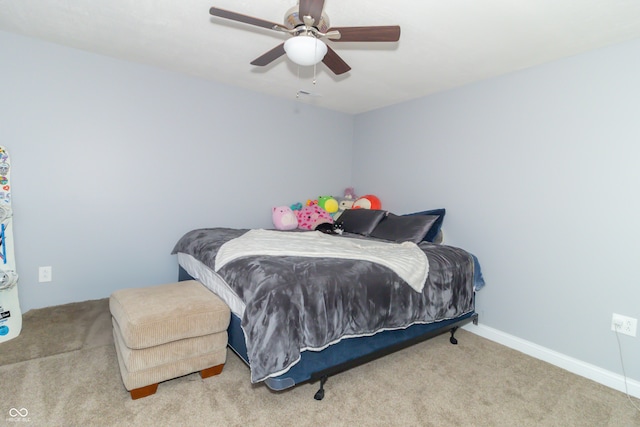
[209,0,401,75]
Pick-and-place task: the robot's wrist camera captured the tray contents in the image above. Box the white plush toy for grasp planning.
[334,187,356,219]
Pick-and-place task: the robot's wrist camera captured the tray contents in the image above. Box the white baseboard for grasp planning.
[463,323,640,399]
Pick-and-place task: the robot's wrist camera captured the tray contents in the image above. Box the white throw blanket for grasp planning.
[215,229,429,292]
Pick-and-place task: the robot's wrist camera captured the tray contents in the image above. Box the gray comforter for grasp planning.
[172,228,475,383]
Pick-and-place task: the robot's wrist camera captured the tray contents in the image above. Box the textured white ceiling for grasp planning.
[2,0,640,114]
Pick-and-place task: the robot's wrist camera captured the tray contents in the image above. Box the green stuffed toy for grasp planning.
[317,195,339,215]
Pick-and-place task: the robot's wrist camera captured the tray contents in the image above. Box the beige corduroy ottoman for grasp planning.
[109,280,230,400]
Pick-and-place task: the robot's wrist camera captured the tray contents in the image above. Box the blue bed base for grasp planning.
[179,266,478,397]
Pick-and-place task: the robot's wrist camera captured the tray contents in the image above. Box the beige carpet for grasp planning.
[0,299,112,365]
[0,299,639,426]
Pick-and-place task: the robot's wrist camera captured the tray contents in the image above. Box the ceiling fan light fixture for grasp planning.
[284,35,327,66]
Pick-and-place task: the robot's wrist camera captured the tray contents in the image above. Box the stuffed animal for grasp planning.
[333,197,354,219]
[352,194,382,210]
[344,187,357,200]
[272,206,298,230]
[338,198,354,210]
[317,195,339,214]
[295,204,333,230]
[333,187,357,219]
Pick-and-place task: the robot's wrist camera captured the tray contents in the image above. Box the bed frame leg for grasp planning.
[314,375,328,401]
[449,327,459,345]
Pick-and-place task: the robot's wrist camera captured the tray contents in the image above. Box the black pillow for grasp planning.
[404,208,445,242]
[338,209,387,236]
[370,213,439,243]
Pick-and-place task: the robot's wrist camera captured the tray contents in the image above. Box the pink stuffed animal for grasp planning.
[295,204,333,230]
[272,206,298,230]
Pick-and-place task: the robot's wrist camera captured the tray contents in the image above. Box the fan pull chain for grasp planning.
[313,62,317,85]
[313,39,318,85]
[295,39,321,98]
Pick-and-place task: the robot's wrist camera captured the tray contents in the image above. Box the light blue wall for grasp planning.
[353,38,640,381]
[0,30,354,312]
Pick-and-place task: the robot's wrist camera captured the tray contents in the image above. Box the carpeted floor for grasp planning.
[1,299,639,426]
[0,299,112,365]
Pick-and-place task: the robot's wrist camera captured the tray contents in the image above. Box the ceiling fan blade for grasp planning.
[322,46,351,75]
[210,7,285,31]
[299,0,325,25]
[250,43,286,66]
[251,43,285,67]
[327,26,401,42]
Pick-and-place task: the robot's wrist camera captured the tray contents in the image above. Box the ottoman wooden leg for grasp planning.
[130,383,158,400]
[200,363,224,379]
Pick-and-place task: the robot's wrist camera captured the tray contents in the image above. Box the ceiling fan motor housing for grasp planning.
[284,6,330,32]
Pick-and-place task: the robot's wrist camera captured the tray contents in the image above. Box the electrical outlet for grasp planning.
[611,313,637,337]
[38,266,52,283]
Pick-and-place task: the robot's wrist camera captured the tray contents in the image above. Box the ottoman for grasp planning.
[110,280,230,399]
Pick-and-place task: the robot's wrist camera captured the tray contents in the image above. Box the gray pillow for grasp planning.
[370,213,439,243]
[405,208,445,242]
[338,209,387,236]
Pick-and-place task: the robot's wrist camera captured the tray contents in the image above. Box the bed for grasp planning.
[172,209,484,399]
